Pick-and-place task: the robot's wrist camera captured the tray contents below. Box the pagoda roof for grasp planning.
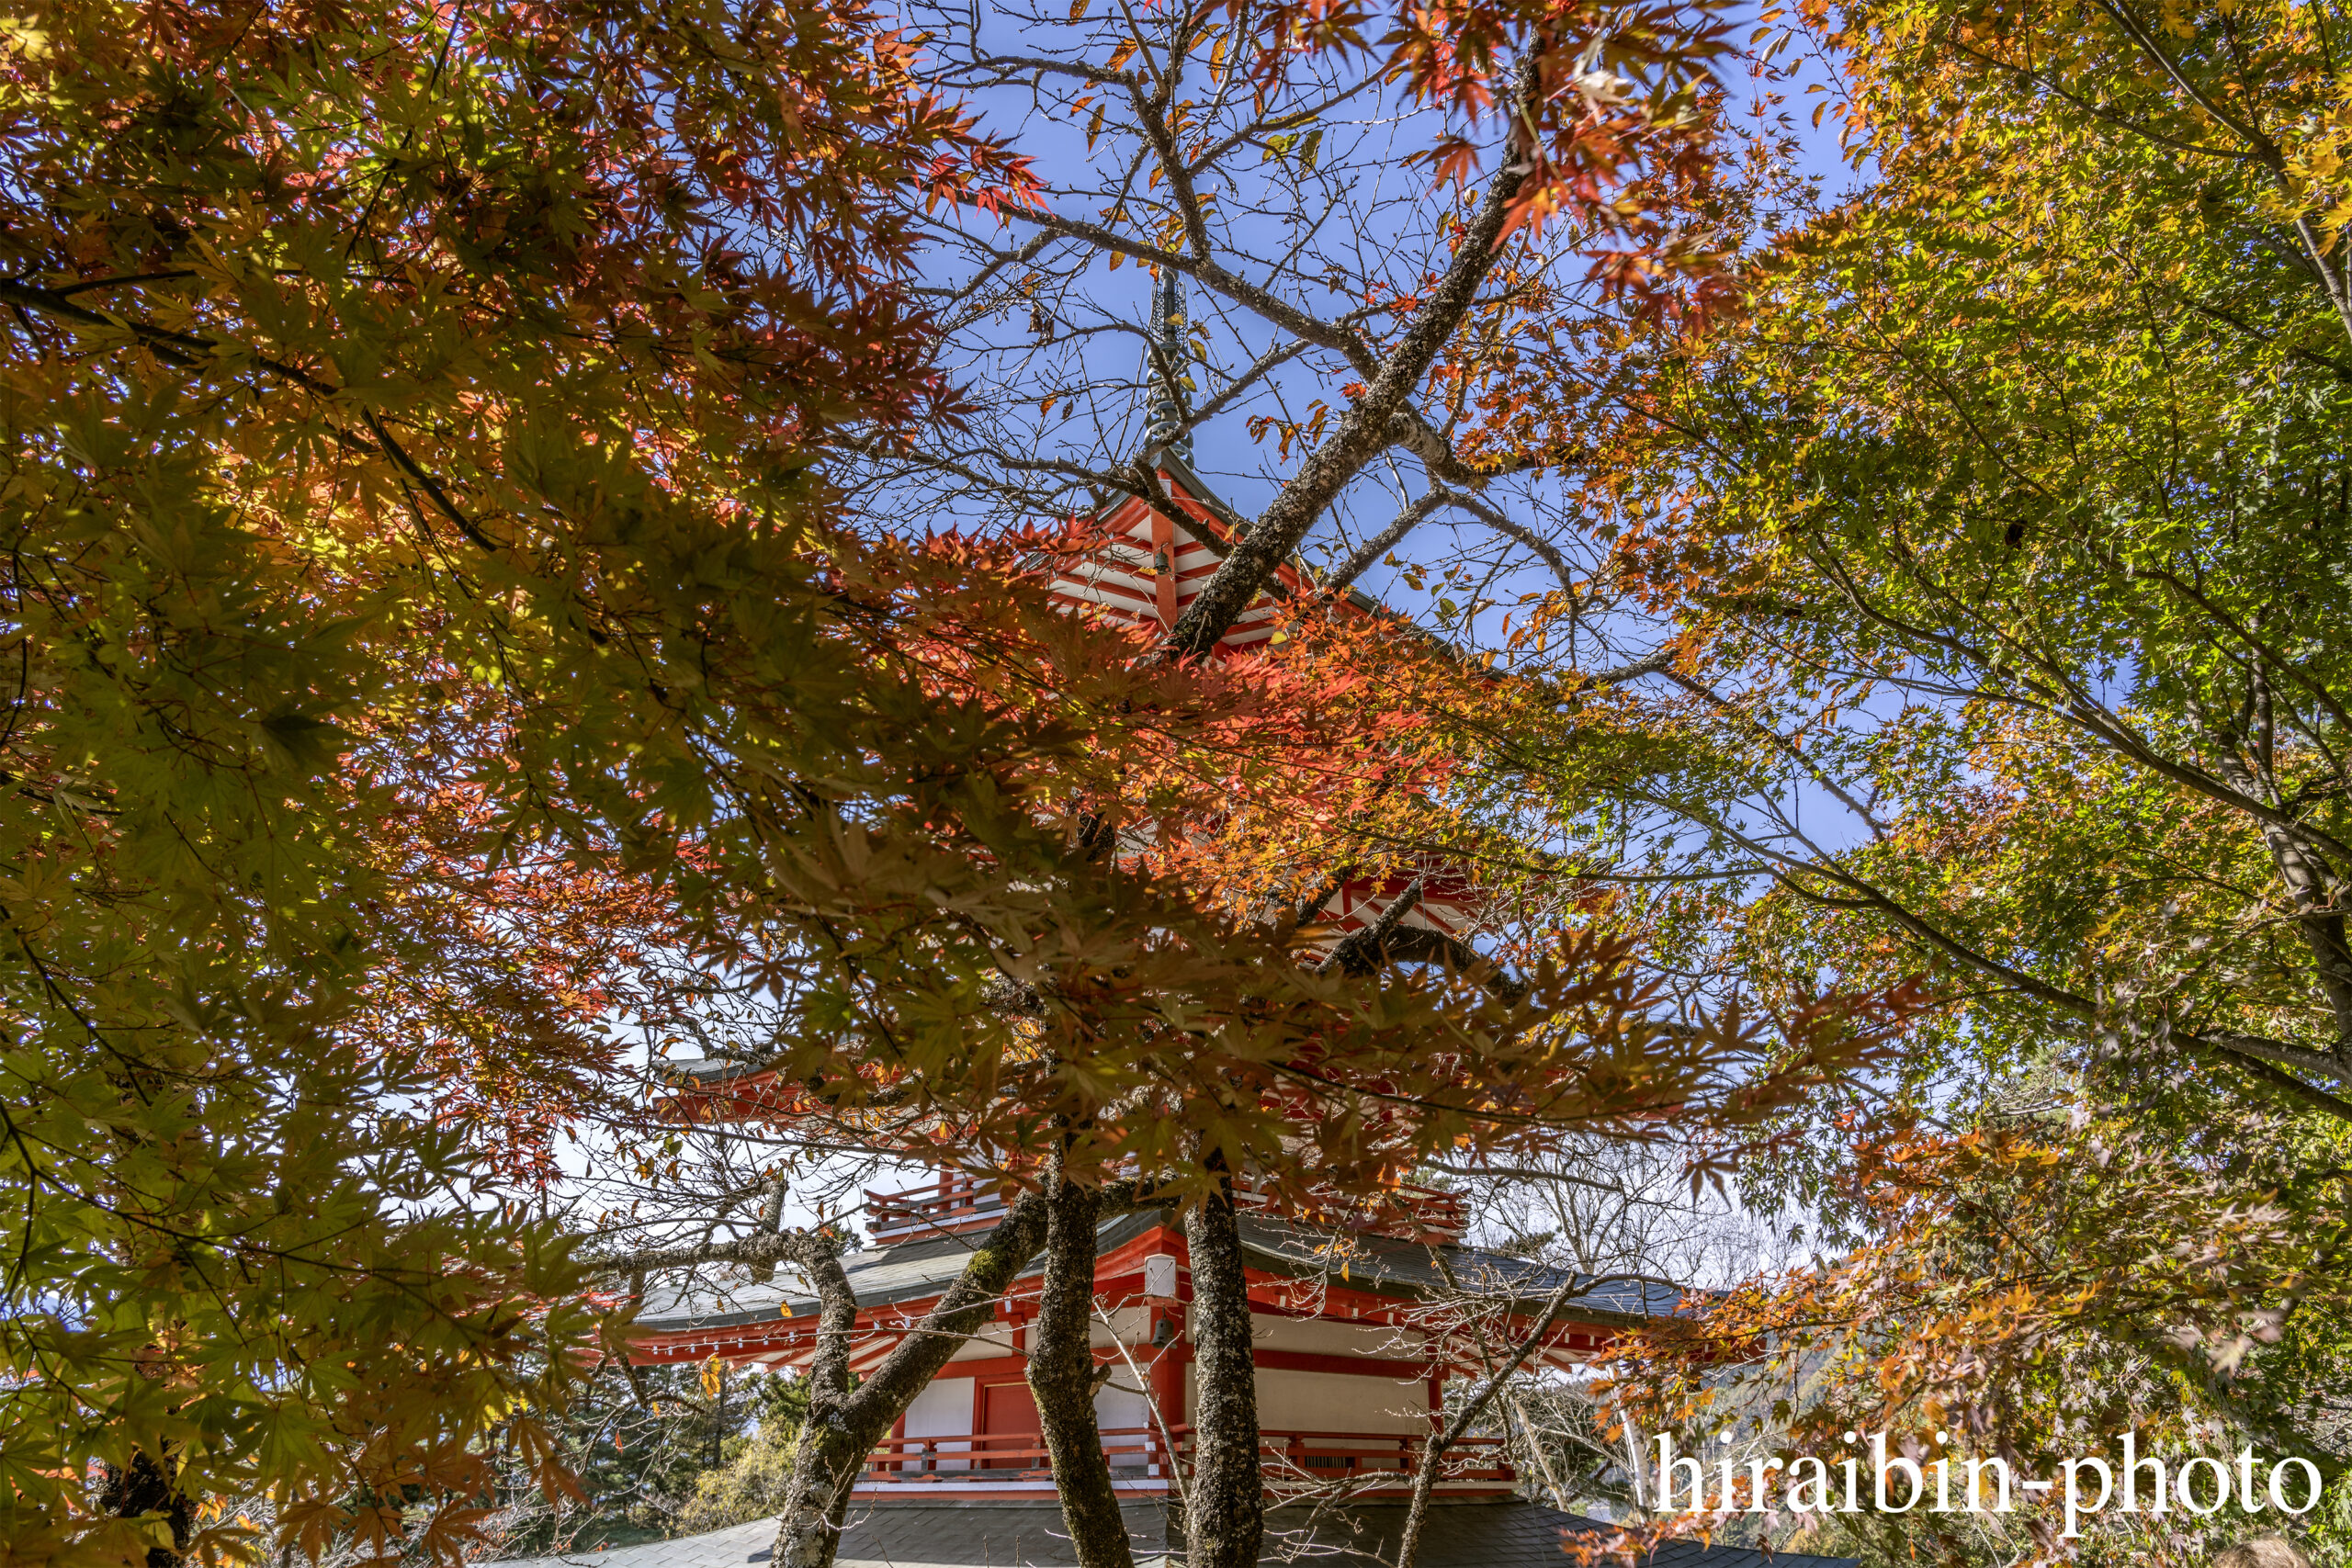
[1046,448,1425,652]
[630,1208,1684,1338]
[1125,447,1391,619]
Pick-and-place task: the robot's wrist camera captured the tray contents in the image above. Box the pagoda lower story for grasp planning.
[627,1191,1648,1506]
[588,1178,1865,1567]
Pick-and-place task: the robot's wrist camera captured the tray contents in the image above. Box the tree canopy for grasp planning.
[30,0,2352,1559]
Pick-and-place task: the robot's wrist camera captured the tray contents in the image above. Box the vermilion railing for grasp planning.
[1258,1429,1509,1483]
[864,1173,1010,1243]
[865,1426,1159,1476]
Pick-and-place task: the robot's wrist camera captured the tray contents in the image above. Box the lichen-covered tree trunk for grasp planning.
[771,1190,1051,1568]
[1182,1159,1262,1568]
[1028,1158,1136,1568]
[771,1226,862,1568]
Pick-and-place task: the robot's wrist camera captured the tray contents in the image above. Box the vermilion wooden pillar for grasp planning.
[1146,1301,1187,1476]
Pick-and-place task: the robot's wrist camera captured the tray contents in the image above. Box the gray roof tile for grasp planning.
[637,1212,1687,1337]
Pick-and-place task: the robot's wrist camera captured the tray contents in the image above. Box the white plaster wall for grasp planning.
[900,1375,975,1469]
[1088,1306,1151,1346]
[1093,1381,1152,1462]
[1182,1364,1427,1434]
[944,1324,1021,1361]
[1251,1314,1423,1359]
[1095,1356,1151,1400]
[1252,1368,1428,1435]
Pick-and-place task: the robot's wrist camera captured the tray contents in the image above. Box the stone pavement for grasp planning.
[485,1519,775,1568]
[481,1501,1857,1568]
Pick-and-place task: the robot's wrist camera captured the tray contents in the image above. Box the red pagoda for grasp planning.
[632,451,1640,1504]
[605,430,1858,1568]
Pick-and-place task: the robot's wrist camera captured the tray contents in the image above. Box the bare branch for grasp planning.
[1165,52,1545,659]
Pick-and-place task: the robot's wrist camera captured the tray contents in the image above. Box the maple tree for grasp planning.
[796,0,2352,1550]
[578,14,1877,1562]
[0,0,1206,1559]
[878,0,1745,629]
[0,0,1909,1557]
[1464,0,2352,1137]
[580,11,1918,1561]
[1615,1104,2352,1563]
[844,0,1796,1089]
[591,744,1924,1568]
[1309,0,2352,1551]
[599,6,1942,1565]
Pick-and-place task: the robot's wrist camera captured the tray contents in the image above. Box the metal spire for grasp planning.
[1144,266,1193,460]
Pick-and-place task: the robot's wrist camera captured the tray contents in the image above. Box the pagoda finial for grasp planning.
[1144,266,1192,461]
